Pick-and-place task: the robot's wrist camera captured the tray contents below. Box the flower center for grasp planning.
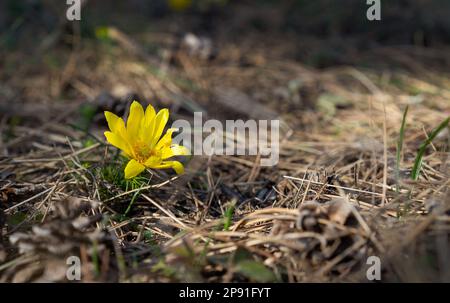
[133,141,155,163]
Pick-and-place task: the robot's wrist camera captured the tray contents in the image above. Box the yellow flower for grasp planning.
[104,101,190,179]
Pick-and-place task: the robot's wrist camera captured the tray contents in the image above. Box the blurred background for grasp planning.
[1,1,449,92]
[1,0,449,128]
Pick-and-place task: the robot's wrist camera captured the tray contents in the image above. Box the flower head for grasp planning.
[104,101,189,179]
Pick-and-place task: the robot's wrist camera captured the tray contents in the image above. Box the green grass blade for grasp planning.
[411,116,450,180]
[124,188,142,216]
[223,200,236,231]
[396,105,409,189]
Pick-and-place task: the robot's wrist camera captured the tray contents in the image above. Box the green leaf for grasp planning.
[223,200,236,231]
[233,247,253,264]
[95,26,110,40]
[411,116,450,180]
[7,211,27,226]
[235,260,277,283]
[143,230,153,242]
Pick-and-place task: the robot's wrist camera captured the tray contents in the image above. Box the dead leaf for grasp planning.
[327,198,354,226]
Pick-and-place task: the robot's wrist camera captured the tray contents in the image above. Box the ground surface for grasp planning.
[0,1,449,282]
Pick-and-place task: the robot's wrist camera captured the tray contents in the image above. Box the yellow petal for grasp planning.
[140,104,157,142]
[161,144,190,159]
[124,159,146,179]
[153,160,184,174]
[105,111,125,133]
[105,111,131,153]
[149,108,169,148]
[126,101,145,140]
[144,155,162,167]
[155,128,177,150]
[145,104,156,124]
[104,131,132,157]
